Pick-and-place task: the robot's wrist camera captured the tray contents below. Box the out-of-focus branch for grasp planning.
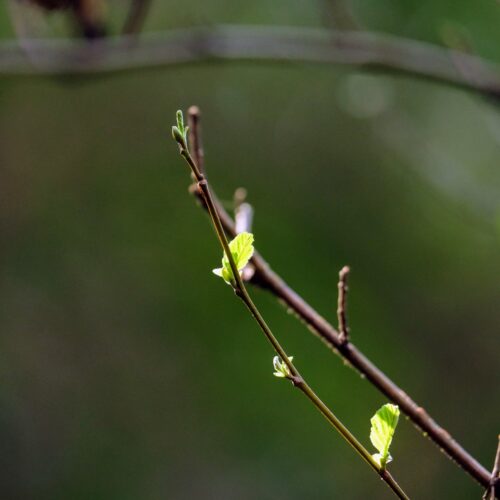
[122,0,152,35]
[21,0,107,38]
[1,25,500,100]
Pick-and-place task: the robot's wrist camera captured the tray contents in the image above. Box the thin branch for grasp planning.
[1,25,500,100]
[337,265,350,344]
[173,110,409,500]
[483,436,500,500]
[186,105,205,175]
[186,108,492,490]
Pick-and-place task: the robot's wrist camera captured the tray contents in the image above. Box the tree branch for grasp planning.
[186,108,492,490]
[1,25,500,100]
[173,109,410,499]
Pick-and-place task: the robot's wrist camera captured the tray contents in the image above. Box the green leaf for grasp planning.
[173,110,189,148]
[227,232,254,271]
[273,355,293,378]
[370,403,400,469]
[176,110,185,131]
[171,125,184,144]
[213,232,254,285]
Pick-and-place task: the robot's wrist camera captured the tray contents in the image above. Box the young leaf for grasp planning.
[172,110,189,149]
[176,109,185,131]
[370,403,400,469]
[213,232,254,285]
[273,355,293,378]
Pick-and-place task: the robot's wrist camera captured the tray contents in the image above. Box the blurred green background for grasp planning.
[1,1,499,498]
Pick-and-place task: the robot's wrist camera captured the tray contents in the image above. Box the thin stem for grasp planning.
[185,108,491,489]
[173,112,410,500]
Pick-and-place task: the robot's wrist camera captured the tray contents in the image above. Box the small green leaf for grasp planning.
[272,355,293,378]
[176,110,185,132]
[213,232,254,285]
[172,126,184,144]
[228,232,254,271]
[370,403,400,469]
[173,110,189,148]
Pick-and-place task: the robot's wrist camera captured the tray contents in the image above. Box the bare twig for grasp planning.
[173,110,410,499]
[337,265,350,344]
[483,436,500,500]
[186,105,205,175]
[185,107,492,490]
[2,25,500,101]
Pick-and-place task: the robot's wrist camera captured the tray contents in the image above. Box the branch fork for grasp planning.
[178,105,492,494]
[172,108,409,499]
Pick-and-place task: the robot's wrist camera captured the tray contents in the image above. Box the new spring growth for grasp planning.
[213,232,254,285]
[273,355,294,378]
[172,109,189,150]
[370,403,400,469]
[172,108,410,500]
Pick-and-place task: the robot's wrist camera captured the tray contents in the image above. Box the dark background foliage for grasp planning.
[0,1,499,498]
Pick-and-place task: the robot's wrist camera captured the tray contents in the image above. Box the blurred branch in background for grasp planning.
[186,107,494,492]
[122,0,151,36]
[8,0,151,44]
[1,25,500,102]
[12,0,108,39]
